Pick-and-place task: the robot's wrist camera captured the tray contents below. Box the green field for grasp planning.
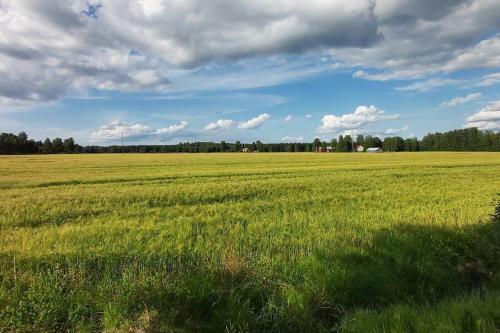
[1,152,500,332]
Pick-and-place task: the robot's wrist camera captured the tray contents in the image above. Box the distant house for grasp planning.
[316,146,333,152]
[242,147,250,152]
[366,147,383,153]
[354,144,364,152]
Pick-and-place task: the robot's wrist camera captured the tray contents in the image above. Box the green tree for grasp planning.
[356,134,364,145]
[313,138,321,152]
[220,141,227,152]
[52,138,64,153]
[43,138,52,153]
[64,138,75,153]
[345,135,353,152]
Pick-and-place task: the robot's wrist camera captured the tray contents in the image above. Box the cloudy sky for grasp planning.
[0,0,499,144]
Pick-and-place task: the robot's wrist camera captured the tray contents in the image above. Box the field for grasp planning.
[1,152,500,332]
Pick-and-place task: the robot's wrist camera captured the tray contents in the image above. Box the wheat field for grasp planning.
[1,152,500,332]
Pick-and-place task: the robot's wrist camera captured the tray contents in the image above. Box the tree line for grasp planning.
[1,127,500,155]
[0,132,80,154]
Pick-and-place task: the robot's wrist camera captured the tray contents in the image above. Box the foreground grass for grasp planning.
[0,152,500,332]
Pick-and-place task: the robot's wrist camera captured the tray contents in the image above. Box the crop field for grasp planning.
[1,152,500,332]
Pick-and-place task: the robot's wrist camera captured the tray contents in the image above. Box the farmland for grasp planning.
[1,152,500,332]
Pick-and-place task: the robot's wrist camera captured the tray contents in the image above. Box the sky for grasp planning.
[0,0,499,145]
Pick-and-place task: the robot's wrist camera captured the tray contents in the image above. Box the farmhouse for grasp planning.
[316,146,334,152]
[354,144,364,152]
[366,147,383,153]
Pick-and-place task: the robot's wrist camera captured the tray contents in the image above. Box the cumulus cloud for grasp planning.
[238,113,271,129]
[204,113,271,131]
[464,101,500,130]
[91,120,188,141]
[204,119,237,131]
[318,105,399,133]
[284,114,292,122]
[156,121,189,135]
[305,114,313,119]
[0,0,499,107]
[441,93,482,107]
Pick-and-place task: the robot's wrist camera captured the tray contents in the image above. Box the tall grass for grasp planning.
[0,152,500,332]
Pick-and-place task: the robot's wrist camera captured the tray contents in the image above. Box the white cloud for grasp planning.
[464,101,500,130]
[384,126,410,135]
[444,34,500,72]
[238,113,271,129]
[440,93,481,107]
[284,114,292,122]
[340,3,500,81]
[156,120,189,135]
[1,0,499,107]
[204,119,237,131]
[91,120,152,141]
[305,114,313,119]
[137,0,164,17]
[352,70,425,82]
[318,105,399,133]
[204,113,271,131]
[282,136,304,142]
[395,78,461,92]
[476,72,500,86]
[91,120,188,141]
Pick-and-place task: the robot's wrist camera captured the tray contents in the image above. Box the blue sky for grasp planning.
[0,1,499,145]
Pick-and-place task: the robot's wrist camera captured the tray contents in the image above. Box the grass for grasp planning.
[0,152,500,332]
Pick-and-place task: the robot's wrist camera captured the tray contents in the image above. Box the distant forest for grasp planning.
[1,127,500,154]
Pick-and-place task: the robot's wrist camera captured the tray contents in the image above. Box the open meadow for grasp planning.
[1,152,500,332]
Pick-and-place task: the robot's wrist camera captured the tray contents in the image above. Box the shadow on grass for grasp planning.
[1,203,500,332]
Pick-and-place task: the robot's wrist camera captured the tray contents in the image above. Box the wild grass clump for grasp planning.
[0,152,500,332]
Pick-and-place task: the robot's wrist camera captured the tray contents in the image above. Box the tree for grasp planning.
[330,138,337,150]
[63,138,75,153]
[220,141,227,152]
[356,134,364,145]
[0,133,18,154]
[256,140,263,152]
[336,135,353,152]
[17,132,28,153]
[404,137,419,151]
[373,136,383,148]
[43,138,52,153]
[383,136,405,152]
[344,135,353,152]
[313,138,321,152]
[235,140,241,152]
[52,138,64,153]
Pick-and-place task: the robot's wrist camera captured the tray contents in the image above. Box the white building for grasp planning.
[354,144,364,152]
[366,147,383,153]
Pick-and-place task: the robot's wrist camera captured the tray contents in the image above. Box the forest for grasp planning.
[1,127,500,154]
